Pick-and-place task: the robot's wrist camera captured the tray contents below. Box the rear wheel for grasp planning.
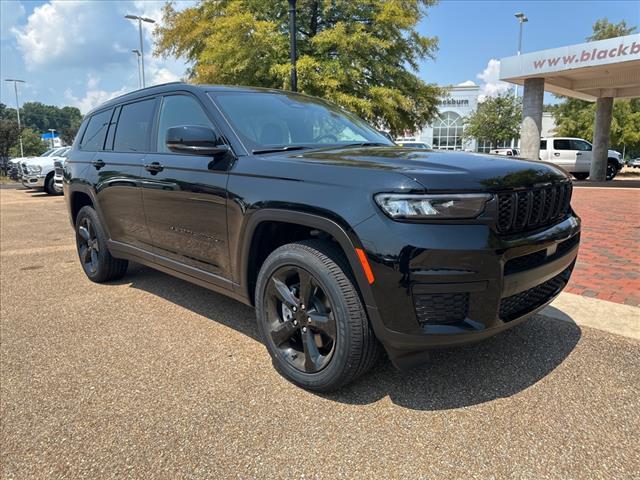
[255,240,381,392]
[572,172,589,181]
[75,206,128,282]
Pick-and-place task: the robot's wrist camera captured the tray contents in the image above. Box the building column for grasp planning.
[589,97,614,182]
[520,78,545,160]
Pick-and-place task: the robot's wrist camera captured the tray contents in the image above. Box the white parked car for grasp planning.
[540,137,623,181]
[20,146,71,194]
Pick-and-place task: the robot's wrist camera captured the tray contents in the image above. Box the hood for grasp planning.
[294,147,569,192]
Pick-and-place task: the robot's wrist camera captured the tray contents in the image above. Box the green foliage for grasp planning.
[463,94,522,149]
[0,119,20,159]
[9,128,47,157]
[587,18,636,41]
[554,98,640,159]
[155,0,442,134]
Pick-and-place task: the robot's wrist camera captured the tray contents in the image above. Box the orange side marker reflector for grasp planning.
[355,248,375,284]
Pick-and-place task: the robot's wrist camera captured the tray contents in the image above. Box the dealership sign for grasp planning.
[500,34,640,79]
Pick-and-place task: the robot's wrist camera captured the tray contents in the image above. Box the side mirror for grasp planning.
[166,125,230,156]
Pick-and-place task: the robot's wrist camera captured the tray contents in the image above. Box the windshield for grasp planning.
[41,148,57,157]
[210,91,393,152]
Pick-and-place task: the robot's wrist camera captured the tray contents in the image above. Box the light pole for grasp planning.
[288,0,297,92]
[512,12,528,149]
[132,49,142,89]
[514,12,528,98]
[124,14,155,88]
[48,129,56,148]
[4,78,25,157]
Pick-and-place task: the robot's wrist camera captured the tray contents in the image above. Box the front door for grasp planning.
[552,138,579,172]
[570,138,593,172]
[141,93,232,279]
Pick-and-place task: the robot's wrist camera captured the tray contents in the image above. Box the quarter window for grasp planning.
[80,109,113,151]
[540,140,547,150]
[157,95,216,153]
[113,98,156,152]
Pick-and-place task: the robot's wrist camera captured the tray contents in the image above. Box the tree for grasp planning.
[463,94,522,149]
[587,18,636,41]
[9,128,47,157]
[0,118,20,159]
[155,0,442,134]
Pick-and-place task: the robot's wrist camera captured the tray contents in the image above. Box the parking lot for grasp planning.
[1,187,639,479]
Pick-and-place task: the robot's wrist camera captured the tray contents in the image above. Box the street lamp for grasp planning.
[4,78,26,158]
[124,14,155,88]
[48,129,56,148]
[132,49,142,89]
[514,12,528,97]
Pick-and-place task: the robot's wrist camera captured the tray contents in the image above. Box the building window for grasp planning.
[432,111,464,150]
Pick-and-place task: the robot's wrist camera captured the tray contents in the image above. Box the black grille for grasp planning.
[499,266,572,321]
[20,163,29,175]
[54,160,63,175]
[504,233,581,275]
[414,292,469,326]
[497,183,572,234]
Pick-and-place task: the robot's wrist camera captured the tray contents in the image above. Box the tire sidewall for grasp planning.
[255,246,359,390]
[75,206,110,282]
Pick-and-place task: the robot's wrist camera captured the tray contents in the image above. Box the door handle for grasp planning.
[144,162,164,174]
[554,152,560,157]
[576,152,582,156]
[92,159,105,170]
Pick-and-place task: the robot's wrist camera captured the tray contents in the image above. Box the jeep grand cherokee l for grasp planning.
[63,83,580,391]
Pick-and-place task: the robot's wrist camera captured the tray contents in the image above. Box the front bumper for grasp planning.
[21,175,45,188]
[355,212,581,368]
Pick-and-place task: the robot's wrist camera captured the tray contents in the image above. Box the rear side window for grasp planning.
[80,109,113,151]
[540,140,547,150]
[113,98,156,152]
[553,139,571,150]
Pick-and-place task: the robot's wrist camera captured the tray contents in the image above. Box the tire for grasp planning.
[255,239,382,392]
[75,206,128,282]
[606,160,618,181]
[44,173,60,195]
[572,172,589,181]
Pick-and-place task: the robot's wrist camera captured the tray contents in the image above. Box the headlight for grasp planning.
[27,165,42,174]
[375,193,492,220]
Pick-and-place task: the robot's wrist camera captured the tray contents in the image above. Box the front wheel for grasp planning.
[44,173,61,195]
[606,160,619,181]
[573,172,589,181]
[255,240,381,392]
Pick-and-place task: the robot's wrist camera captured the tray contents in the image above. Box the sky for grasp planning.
[1,0,638,114]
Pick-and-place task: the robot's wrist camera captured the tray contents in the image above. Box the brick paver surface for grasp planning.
[568,187,640,306]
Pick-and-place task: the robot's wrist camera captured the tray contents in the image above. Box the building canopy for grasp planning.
[499,34,640,101]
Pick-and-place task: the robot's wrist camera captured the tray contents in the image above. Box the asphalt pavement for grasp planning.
[1,187,639,479]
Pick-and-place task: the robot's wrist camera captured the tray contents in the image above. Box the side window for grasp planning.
[157,95,216,153]
[113,98,156,152]
[540,140,547,150]
[571,139,592,151]
[80,109,113,151]
[554,139,571,150]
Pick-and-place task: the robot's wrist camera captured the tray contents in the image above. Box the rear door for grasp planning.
[95,97,156,250]
[141,93,232,279]
[551,138,577,171]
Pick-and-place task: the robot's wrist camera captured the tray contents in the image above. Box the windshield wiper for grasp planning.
[343,142,390,148]
[252,146,310,155]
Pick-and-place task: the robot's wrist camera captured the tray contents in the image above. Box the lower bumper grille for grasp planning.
[499,265,573,321]
[414,292,469,326]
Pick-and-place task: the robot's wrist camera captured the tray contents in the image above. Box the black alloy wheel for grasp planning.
[77,217,100,275]
[606,161,618,181]
[265,266,338,373]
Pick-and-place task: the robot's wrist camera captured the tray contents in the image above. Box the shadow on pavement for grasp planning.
[119,264,582,411]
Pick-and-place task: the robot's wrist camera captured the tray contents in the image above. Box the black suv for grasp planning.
[64,83,580,391]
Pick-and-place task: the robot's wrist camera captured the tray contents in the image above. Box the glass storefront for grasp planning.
[431,111,464,150]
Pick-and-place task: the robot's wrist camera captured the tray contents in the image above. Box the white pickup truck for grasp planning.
[540,137,624,181]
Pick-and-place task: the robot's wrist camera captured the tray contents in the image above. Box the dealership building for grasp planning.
[405,82,555,153]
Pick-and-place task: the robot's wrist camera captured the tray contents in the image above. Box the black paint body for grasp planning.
[64,83,581,368]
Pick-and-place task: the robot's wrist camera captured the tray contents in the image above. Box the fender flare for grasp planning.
[66,183,110,237]
[237,208,377,309]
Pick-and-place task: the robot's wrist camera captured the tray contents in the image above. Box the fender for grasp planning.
[66,181,111,238]
[237,208,378,310]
